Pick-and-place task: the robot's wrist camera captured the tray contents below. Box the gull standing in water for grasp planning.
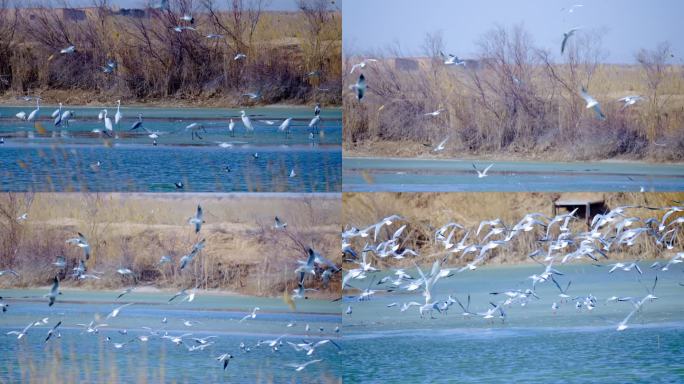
[47,276,59,306]
[240,110,254,134]
[228,118,236,136]
[27,98,40,127]
[279,117,292,136]
[114,100,122,128]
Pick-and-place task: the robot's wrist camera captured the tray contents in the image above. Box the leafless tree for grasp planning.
[637,42,673,141]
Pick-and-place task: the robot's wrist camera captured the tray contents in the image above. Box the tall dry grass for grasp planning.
[0,192,341,297]
[343,192,684,270]
[0,0,341,106]
[344,26,684,161]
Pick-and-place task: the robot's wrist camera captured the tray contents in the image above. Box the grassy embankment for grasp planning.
[0,192,341,298]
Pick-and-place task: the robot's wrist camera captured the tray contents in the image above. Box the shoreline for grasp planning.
[0,285,340,303]
[344,141,684,164]
[343,154,684,166]
[0,94,342,109]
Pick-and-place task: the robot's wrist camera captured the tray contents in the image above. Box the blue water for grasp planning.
[341,263,684,383]
[0,290,342,383]
[343,157,684,192]
[0,106,341,192]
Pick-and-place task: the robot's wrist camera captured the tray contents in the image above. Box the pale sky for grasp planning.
[343,0,684,63]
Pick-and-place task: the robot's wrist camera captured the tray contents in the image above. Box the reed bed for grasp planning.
[0,0,341,106]
[344,26,684,161]
[0,192,341,297]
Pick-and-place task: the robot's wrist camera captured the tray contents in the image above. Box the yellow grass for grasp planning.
[0,192,341,298]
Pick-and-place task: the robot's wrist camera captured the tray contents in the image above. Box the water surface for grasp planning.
[341,262,684,383]
[0,106,341,192]
[343,157,684,192]
[0,289,342,383]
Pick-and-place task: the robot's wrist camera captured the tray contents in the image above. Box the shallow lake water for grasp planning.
[343,157,684,192]
[341,262,684,383]
[0,289,342,383]
[0,105,341,192]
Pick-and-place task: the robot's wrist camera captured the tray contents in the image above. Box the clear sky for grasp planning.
[343,0,684,63]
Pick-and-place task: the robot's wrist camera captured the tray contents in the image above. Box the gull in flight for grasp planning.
[66,232,91,260]
[565,4,584,13]
[349,58,377,74]
[168,288,196,303]
[106,303,133,319]
[433,137,448,152]
[44,321,62,343]
[239,307,260,323]
[440,52,466,66]
[287,359,323,372]
[424,109,444,117]
[52,256,66,269]
[273,216,287,229]
[0,269,19,277]
[617,95,644,110]
[350,74,366,100]
[472,163,494,178]
[179,239,206,270]
[185,123,206,140]
[116,287,134,299]
[7,321,34,339]
[580,87,606,120]
[188,204,204,233]
[216,353,234,370]
[234,53,247,60]
[290,169,296,178]
[561,27,581,54]
[60,45,76,54]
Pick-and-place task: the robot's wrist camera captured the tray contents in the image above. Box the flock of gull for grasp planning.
[7,98,325,145]
[342,202,683,331]
[0,205,341,375]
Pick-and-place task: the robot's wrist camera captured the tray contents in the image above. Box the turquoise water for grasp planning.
[343,157,684,192]
[0,289,341,383]
[0,106,341,192]
[341,263,684,383]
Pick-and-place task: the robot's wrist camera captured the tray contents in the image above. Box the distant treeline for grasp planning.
[0,0,341,105]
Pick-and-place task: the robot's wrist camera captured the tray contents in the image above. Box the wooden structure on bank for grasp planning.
[552,193,606,227]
